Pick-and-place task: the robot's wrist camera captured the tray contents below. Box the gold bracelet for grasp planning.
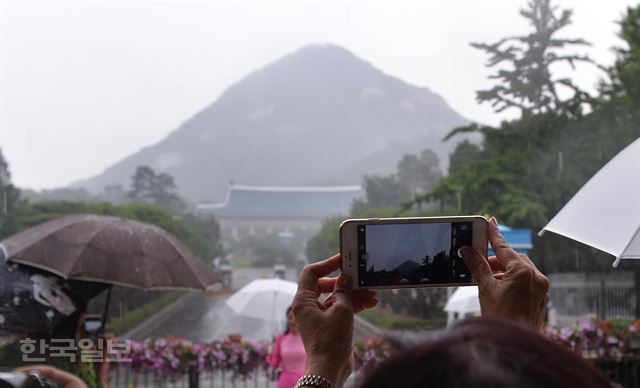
[294,374,335,388]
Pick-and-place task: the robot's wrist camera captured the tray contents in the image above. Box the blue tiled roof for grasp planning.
[198,185,363,219]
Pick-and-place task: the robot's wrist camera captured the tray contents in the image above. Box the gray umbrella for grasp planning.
[0,214,220,291]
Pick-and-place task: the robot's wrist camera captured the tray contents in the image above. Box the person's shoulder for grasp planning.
[279,333,300,343]
[280,333,295,340]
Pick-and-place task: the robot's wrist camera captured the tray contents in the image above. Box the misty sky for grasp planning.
[1,0,636,190]
[366,223,451,271]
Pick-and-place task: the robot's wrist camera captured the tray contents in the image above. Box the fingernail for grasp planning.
[458,246,472,259]
[490,217,498,226]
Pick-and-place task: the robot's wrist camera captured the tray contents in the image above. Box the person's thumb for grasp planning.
[332,272,353,310]
[459,246,495,289]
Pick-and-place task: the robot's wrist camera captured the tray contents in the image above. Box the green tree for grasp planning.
[352,148,441,214]
[251,237,296,267]
[448,140,483,175]
[129,166,156,203]
[153,172,182,209]
[180,213,224,260]
[606,5,640,107]
[397,149,442,196]
[423,0,600,228]
[352,175,411,215]
[306,217,342,261]
[472,0,595,117]
[0,147,22,239]
[426,4,640,272]
[309,3,640,273]
[0,147,10,187]
[128,166,183,210]
[22,187,93,203]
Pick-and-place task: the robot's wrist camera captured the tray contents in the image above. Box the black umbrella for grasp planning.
[1,215,221,336]
[0,249,108,336]
[1,214,220,290]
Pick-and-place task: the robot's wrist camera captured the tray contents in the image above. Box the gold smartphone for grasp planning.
[340,216,488,290]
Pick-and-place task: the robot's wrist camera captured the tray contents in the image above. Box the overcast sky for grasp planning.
[366,223,451,272]
[1,0,636,190]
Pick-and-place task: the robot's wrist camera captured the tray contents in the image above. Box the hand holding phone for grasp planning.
[340,216,488,289]
[458,217,549,329]
[292,255,378,388]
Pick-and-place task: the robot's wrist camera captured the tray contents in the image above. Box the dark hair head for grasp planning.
[284,306,293,335]
[359,317,610,388]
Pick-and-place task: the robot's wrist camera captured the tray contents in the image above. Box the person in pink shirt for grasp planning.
[267,306,306,388]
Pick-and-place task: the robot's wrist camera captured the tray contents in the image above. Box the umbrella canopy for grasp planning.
[0,214,220,290]
[539,138,640,267]
[225,278,297,323]
[0,250,108,336]
[444,286,480,315]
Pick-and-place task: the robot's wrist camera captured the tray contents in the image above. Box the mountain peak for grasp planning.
[235,43,379,89]
[76,45,469,201]
[292,43,354,56]
[285,43,365,66]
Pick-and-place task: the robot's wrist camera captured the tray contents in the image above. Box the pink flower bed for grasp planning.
[126,335,270,379]
[545,318,640,360]
[115,319,640,379]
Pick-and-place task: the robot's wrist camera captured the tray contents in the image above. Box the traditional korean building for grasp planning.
[197,184,363,241]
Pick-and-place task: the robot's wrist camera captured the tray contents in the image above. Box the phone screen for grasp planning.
[357,221,473,287]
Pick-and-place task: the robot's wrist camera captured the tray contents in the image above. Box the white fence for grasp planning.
[549,271,638,321]
[109,365,277,388]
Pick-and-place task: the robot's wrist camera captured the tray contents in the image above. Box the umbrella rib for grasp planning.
[131,229,151,289]
[63,225,108,277]
[614,224,640,267]
[146,229,190,288]
[58,229,101,276]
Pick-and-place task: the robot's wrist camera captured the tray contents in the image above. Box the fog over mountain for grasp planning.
[75,44,470,202]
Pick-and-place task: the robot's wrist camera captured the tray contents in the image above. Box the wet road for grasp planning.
[142,268,376,341]
[144,268,297,341]
[145,292,280,341]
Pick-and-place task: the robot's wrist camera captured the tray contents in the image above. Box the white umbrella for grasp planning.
[444,286,480,315]
[539,138,640,267]
[225,278,298,327]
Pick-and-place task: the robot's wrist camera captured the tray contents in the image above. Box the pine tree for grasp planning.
[606,5,640,108]
[128,166,184,210]
[128,166,157,203]
[472,0,595,117]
